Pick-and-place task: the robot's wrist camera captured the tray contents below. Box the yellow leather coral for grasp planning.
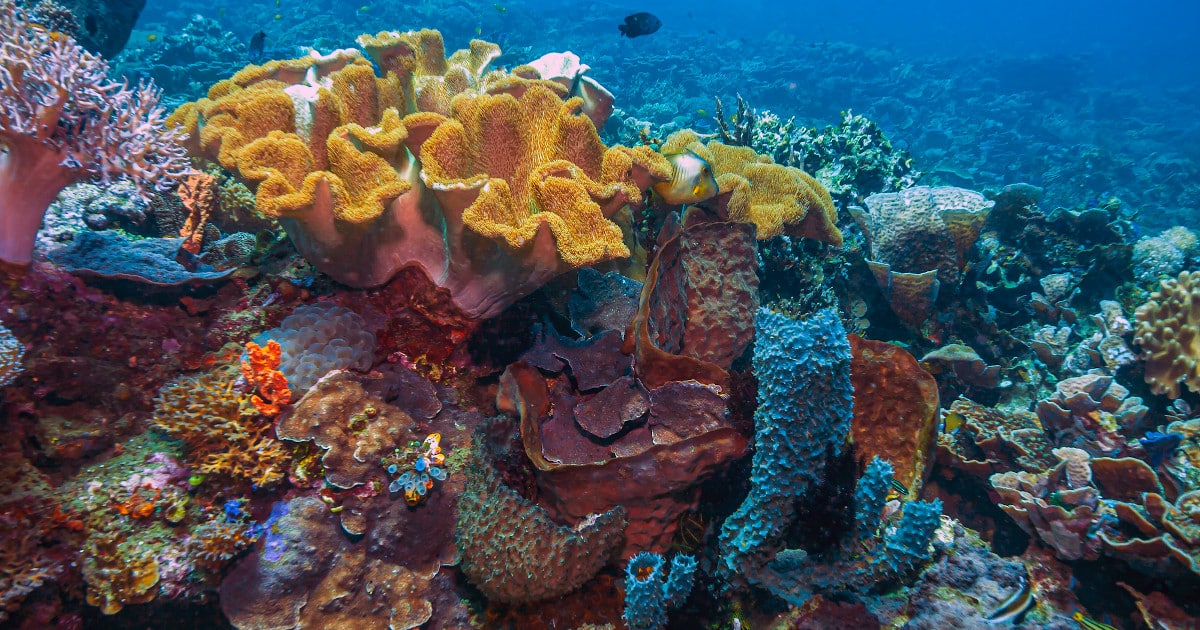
[167,32,657,319]
[421,84,639,266]
[659,130,841,245]
[1134,270,1200,398]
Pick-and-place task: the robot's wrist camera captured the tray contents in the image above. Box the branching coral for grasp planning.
[151,364,290,488]
[1134,270,1200,398]
[0,0,187,266]
[240,340,291,416]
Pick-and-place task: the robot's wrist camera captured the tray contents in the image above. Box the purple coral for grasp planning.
[0,0,187,267]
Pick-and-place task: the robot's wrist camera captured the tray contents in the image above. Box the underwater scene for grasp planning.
[2,0,1200,627]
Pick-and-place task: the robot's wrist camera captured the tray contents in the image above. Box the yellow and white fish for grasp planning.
[652,149,718,205]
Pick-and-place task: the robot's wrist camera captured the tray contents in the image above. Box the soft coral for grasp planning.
[0,0,187,268]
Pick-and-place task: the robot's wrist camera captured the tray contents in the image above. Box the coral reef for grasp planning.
[0,0,186,267]
[1134,270,1200,398]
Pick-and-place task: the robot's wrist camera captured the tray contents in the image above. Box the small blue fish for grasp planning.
[1139,431,1182,468]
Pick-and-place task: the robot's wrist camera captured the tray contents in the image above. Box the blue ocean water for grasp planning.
[123,0,1200,228]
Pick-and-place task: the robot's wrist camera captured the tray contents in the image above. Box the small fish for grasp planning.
[493,2,507,13]
[1138,431,1182,468]
[357,5,371,13]
[248,30,267,62]
[888,477,908,499]
[696,108,708,117]
[1072,612,1117,630]
[274,13,281,20]
[985,573,1033,624]
[652,149,718,205]
[942,410,966,433]
[474,26,482,36]
[146,33,158,42]
[218,7,226,18]
[619,12,662,38]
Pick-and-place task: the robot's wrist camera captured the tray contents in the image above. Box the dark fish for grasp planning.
[1138,431,1182,468]
[248,30,267,62]
[619,12,661,38]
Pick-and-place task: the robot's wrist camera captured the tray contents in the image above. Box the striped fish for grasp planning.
[652,149,719,205]
[985,573,1033,624]
[1072,612,1117,630]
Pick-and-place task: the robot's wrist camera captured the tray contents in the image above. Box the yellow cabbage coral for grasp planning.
[1135,270,1200,398]
[659,130,841,245]
[168,32,665,319]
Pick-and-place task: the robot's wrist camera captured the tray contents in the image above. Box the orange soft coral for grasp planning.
[241,340,292,416]
[177,171,218,254]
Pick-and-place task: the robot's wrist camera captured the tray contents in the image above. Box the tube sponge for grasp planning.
[252,303,376,392]
[855,456,894,542]
[623,552,697,630]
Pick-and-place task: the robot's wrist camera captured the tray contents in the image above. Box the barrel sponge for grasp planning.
[1134,270,1200,399]
[455,420,627,604]
[253,303,376,392]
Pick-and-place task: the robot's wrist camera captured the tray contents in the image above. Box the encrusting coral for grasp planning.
[0,0,187,268]
[456,418,628,604]
[1134,270,1200,398]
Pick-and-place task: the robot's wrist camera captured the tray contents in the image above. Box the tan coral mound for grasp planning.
[659,130,841,245]
[1134,270,1200,398]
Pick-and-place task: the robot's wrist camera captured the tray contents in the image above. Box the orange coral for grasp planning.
[241,340,292,416]
[177,171,218,254]
[849,335,940,496]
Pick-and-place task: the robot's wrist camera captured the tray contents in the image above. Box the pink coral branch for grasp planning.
[0,0,188,266]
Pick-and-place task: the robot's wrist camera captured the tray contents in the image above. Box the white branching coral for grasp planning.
[0,0,189,266]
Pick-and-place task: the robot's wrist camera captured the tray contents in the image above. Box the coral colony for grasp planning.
[1,0,1199,628]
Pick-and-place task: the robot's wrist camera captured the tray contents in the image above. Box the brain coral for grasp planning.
[456,419,627,604]
[1134,270,1200,399]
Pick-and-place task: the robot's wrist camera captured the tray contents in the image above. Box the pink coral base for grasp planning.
[0,136,79,264]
